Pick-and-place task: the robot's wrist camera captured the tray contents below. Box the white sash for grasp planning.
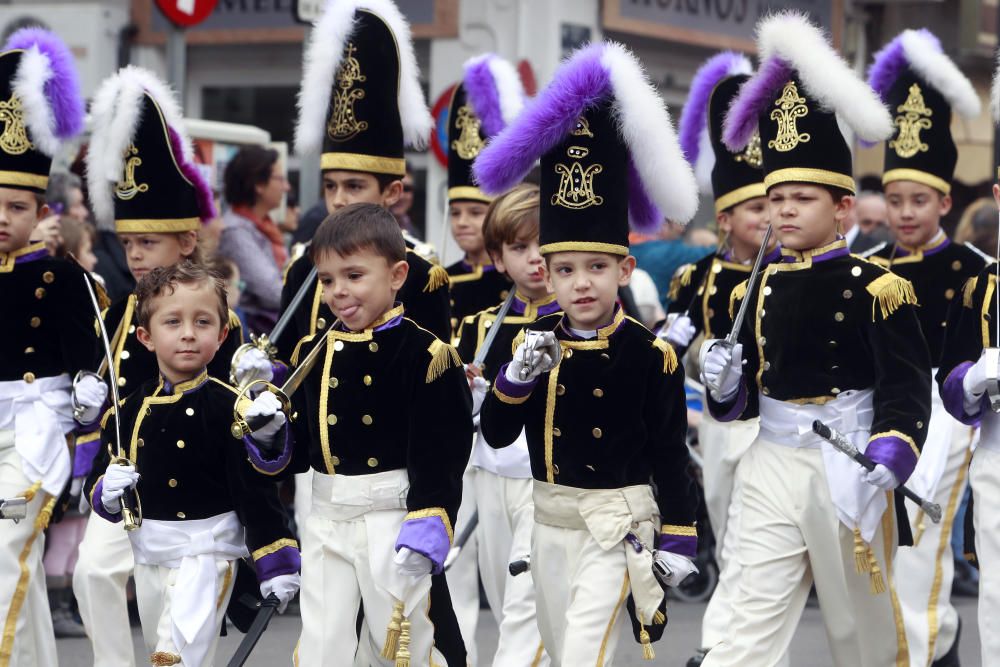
[0,374,74,495]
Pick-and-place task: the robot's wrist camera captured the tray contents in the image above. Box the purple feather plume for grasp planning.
[4,27,84,139]
[473,43,611,195]
[627,157,661,233]
[167,127,216,223]
[464,56,505,138]
[867,29,940,101]
[722,56,792,152]
[678,52,748,165]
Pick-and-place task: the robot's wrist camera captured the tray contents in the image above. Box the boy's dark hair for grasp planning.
[821,185,854,204]
[135,261,229,330]
[224,145,279,207]
[309,202,406,265]
[375,173,401,193]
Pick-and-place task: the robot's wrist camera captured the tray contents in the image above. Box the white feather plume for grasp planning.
[694,129,714,194]
[295,0,432,156]
[601,42,699,224]
[11,47,59,157]
[758,11,892,142]
[484,55,525,125]
[900,30,980,118]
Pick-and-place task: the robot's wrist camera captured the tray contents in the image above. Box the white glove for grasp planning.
[863,463,899,490]
[962,351,998,414]
[394,547,433,578]
[69,477,83,498]
[245,392,286,445]
[470,375,489,416]
[100,463,139,514]
[663,314,696,348]
[700,341,743,402]
[507,331,560,383]
[73,374,108,424]
[234,347,274,387]
[260,573,300,614]
[653,551,699,587]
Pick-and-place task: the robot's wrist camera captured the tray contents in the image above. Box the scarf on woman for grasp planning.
[233,205,288,267]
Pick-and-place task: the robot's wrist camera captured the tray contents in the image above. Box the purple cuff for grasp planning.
[73,436,102,479]
[866,435,919,484]
[941,362,983,426]
[89,478,123,523]
[271,361,289,387]
[708,380,748,422]
[657,529,698,559]
[254,545,301,581]
[395,515,452,574]
[244,424,292,475]
[493,364,538,401]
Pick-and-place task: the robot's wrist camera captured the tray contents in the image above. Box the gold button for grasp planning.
[707,308,715,318]
[829,340,837,348]
[176,440,185,449]
[30,316,40,328]
[831,387,841,395]
[369,342,379,353]
[945,288,955,300]
[331,455,341,466]
[851,266,862,277]
[556,384,565,396]
[168,479,178,488]
[553,427,561,437]
[952,260,962,271]
[592,427,603,439]
[834,312,844,322]
[593,388,604,397]
[121,350,130,360]
[24,347,33,354]
[564,349,573,358]
[327,414,337,426]
[484,320,492,329]
[137,438,144,448]
[316,317,327,330]
[763,361,771,371]
[363,375,373,386]
[553,463,560,475]
[367,457,378,467]
[917,421,925,429]
[42,271,54,283]
[762,387,770,396]
[759,336,766,346]
[333,340,344,351]
[118,377,127,387]
[34,287,45,299]
[759,310,766,318]
[185,407,194,416]
[145,408,151,416]
[362,414,373,425]
[697,287,704,295]
[23,372,35,383]
[842,290,853,299]
[710,285,718,295]
[328,377,339,388]
[600,353,610,361]
[763,286,772,296]
[128,325,136,334]
[500,290,509,299]
[176,512,186,519]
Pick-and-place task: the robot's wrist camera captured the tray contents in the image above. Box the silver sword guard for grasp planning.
[983,347,1000,413]
[71,370,105,422]
[229,334,278,387]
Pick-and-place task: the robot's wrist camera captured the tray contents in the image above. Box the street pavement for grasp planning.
[56,596,981,666]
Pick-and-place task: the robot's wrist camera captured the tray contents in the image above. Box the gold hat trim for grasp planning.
[447,186,492,203]
[539,241,629,257]
[764,168,856,194]
[321,152,405,176]
[715,182,767,214]
[0,170,48,190]
[881,168,950,195]
[115,217,201,233]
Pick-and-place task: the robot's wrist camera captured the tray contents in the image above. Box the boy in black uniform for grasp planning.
[865,30,985,665]
[700,13,931,666]
[0,28,96,667]
[475,41,700,664]
[84,263,300,667]
[286,203,472,666]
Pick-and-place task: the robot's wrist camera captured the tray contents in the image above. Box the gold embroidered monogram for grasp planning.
[115,143,149,201]
[736,130,763,168]
[451,104,484,160]
[571,116,594,138]
[328,42,368,142]
[889,83,933,159]
[0,93,33,156]
[768,81,810,153]
[552,146,603,209]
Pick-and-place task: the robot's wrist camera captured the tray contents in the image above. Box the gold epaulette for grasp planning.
[95,280,110,310]
[290,333,317,367]
[228,309,243,331]
[426,339,462,383]
[652,337,678,374]
[729,279,748,320]
[283,244,308,285]
[668,263,696,302]
[99,399,125,429]
[963,276,979,309]
[866,272,919,321]
[425,264,450,293]
[511,328,526,355]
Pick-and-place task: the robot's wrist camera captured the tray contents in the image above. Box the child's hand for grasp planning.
[394,547,433,578]
[72,373,108,424]
[507,331,560,383]
[100,463,139,513]
[662,314,696,348]
[465,363,483,383]
[234,347,274,387]
[260,573,301,613]
[700,341,743,402]
[245,392,286,448]
[470,376,489,416]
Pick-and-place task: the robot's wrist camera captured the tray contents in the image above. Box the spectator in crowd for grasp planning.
[390,163,417,237]
[55,215,98,272]
[217,145,289,334]
[279,188,300,236]
[850,190,892,252]
[954,197,998,258]
[630,219,716,310]
[34,171,89,254]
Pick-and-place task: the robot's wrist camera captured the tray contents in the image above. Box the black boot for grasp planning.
[49,587,87,638]
[931,616,961,667]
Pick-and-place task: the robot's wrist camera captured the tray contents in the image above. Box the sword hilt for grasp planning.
[111,455,142,531]
[231,379,291,440]
[983,348,1000,413]
[230,335,277,387]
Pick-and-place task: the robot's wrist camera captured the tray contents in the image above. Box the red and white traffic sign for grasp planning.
[155,0,219,28]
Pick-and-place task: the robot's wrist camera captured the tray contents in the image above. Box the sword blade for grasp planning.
[473,290,518,368]
[226,594,280,667]
[271,265,318,346]
[726,224,773,346]
[82,276,124,461]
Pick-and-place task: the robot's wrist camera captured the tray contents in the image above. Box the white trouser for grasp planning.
[73,511,136,667]
[297,470,440,667]
[702,438,906,667]
[697,411,758,650]
[893,392,973,665]
[0,431,57,667]
[293,470,313,538]
[971,444,1000,665]
[472,468,548,667]
[446,467,479,666]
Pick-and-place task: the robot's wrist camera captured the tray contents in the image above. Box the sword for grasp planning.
[225,593,280,667]
[81,275,141,531]
[811,420,942,523]
[472,290,518,369]
[443,511,479,571]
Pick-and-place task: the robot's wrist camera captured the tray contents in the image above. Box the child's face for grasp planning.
[449,201,489,258]
[120,231,197,280]
[316,246,408,331]
[0,187,43,254]
[136,281,228,384]
[323,171,401,213]
[885,180,950,248]
[495,235,547,298]
[768,183,849,251]
[719,196,771,252]
[77,233,98,272]
[546,251,634,330]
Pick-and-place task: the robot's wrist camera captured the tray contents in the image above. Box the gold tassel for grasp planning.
[424,264,450,293]
[962,276,978,309]
[652,338,678,374]
[867,547,886,595]
[395,617,412,667]
[853,529,869,573]
[35,497,55,531]
[19,480,42,504]
[639,627,655,660]
[382,600,404,659]
[729,279,748,320]
[866,272,918,321]
[653,609,666,624]
[149,651,181,666]
[668,263,696,301]
[426,339,462,383]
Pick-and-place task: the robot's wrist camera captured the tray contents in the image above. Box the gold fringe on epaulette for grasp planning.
[653,609,666,624]
[426,339,462,383]
[668,264,696,301]
[228,309,242,331]
[729,279,748,320]
[511,328,526,356]
[963,276,979,309]
[395,617,412,667]
[382,600,404,659]
[867,547,886,594]
[652,337,678,374]
[853,529,869,573]
[424,264,450,293]
[866,272,918,321]
[95,280,111,310]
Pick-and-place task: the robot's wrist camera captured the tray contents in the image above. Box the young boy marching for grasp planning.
[73,66,246,667]
[282,203,471,666]
[455,183,558,666]
[0,28,96,667]
[864,31,985,666]
[699,13,931,666]
[475,41,701,664]
[84,262,299,667]
[668,51,783,667]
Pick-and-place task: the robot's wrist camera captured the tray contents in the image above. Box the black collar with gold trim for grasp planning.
[158,369,210,396]
[780,238,849,266]
[0,241,48,273]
